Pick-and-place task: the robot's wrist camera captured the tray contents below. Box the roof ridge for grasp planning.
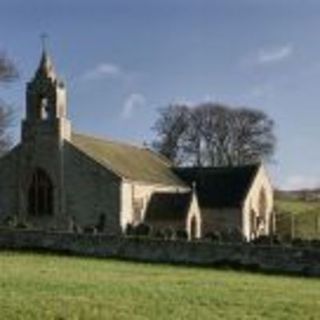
[143,147,173,167]
[175,163,260,171]
[72,132,146,151]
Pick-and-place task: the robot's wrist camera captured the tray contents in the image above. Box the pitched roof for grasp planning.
[71,133,186,186]
[145,192,192,222]
[174,164,260,208]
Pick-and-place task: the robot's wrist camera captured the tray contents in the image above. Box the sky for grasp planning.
[0,0,320,190]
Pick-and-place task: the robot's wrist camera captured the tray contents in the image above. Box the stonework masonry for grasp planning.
[0,229,319,277]
[63,142,122,234]
[243,165,274,239]
[120,181,189,228]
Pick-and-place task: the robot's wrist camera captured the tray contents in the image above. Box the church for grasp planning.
[0,48,274,241]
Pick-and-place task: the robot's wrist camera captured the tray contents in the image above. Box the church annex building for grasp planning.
[0,49,274,241]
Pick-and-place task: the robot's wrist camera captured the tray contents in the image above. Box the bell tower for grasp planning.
[22,44,71,143]
[18,41,71,227]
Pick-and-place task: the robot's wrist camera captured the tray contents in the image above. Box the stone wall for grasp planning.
[64,143,122,234]
[0,229,319,276]
[0,146,21,220]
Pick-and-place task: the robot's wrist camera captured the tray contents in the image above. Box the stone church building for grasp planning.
[0,49,274,241]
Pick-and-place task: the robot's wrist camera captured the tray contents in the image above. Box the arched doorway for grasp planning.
[28,168,54,216]
[250,209,257,239]
[258,188,267,235]
[190,216,197,240]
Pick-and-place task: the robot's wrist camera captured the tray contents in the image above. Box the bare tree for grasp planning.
[0,53,18,156]
[151,104,191,165]
[229,107,275,165]
[0,53,18,84]
[151,102,276,167]
[189,103,234,166]
[0,106,14,156]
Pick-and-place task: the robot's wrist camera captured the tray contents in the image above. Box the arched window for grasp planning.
[35,95,50,120]
[40,97,49,119]
[258,188,267,220]
[190,216,197,240]
[28,168,53,216]
[250,209,256,232]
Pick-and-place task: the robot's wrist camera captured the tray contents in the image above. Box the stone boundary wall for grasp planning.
[0,229,319,276]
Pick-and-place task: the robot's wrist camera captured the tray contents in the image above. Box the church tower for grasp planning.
[22,47,71,143]
[17,46,70,226]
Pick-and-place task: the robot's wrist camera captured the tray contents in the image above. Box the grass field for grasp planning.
[275,198,320,239]
[275,198,320,215]
[0,252,319,320]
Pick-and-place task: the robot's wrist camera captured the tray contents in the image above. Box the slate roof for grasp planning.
[174,164,260,208]
[71,133,186,186]
[145,192,192,222]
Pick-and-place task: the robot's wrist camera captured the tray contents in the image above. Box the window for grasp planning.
[259,188,267,218]
[133,198,144,223]
[36,95,50,120]
[28,168,53,216]
[250,209,257,236]
[40,97,49,119]
[190,216,197,240]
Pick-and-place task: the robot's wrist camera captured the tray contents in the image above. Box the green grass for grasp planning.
[0,252,319,320]
[275,198,320,239]
[275,199,320,215]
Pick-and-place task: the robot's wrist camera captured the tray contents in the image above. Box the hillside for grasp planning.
[275,189,320,214]
[275,189,320,239]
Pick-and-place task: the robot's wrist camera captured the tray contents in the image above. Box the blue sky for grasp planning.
[0,0,320,190]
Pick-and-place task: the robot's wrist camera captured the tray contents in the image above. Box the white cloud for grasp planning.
[121,93,146,119]
[257,45,293,64]
[282,175,320,191]
[169,94,218,107]
[81,63,123,80]
[242,44,294,67]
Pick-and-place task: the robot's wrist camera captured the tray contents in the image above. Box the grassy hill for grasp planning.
[275,191,320,239]
[275,198,320,215]
[0,251,319,320]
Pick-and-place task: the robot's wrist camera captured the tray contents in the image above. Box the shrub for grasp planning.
[163,227,174,240]
[134,223,151,237]
[220,228,244,243]
[204,232,221,242]
[1,215,16,227]
[151,229,165,239]
[82,226,97,234]
[15,221,29,229]
[279,233,292,244]
[252,235,273,245]
[175,229,188,240]
[310,239,320,247]
[270,235,282,245]
[125,223,134,236]
[291,238,307,247]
